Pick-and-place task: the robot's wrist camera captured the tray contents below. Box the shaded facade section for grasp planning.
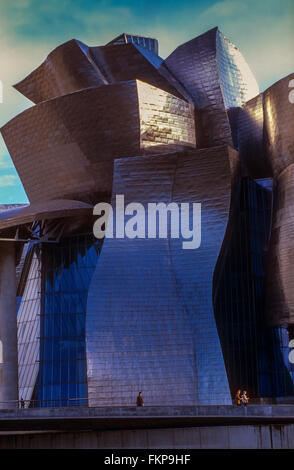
[0,243,18,408]
[86,146,239,406]
[263,74,294,178]
[236,74,294,179]
[234,74,294,329]
[14,37,191,106]
[164,27,259,148]
[90,43,191,102]
[266,164,294,326]
[1,81,195,204]
[214,176,294,399]
[0,199,92,231]
[14,40,106,104]
[1,82,139,204]
[235,94,267,178]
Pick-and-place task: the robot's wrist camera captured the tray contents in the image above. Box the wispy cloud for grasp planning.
[0,154,14,169]
[151,0,294,90]
[193,0,294,90]
[0,174,17,187]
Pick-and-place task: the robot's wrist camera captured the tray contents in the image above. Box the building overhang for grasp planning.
[0,199,93,243]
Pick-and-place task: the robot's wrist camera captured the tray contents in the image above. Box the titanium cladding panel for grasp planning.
[86,146,239,406]
[1,81,195,204]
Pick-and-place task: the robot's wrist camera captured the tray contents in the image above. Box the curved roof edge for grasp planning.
[0,199,93,230]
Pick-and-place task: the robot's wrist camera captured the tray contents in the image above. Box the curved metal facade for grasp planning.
[86,146,238,406]
[216,31,259,109]
[14,39,106,104]
[164,27,259,149]
[234,74,294,328]
[263,74,294,177]
[0,28,293,407]
[266,164,294,326]
[236,94,266,178]
[15,38,190,105]
[1,81,195,204]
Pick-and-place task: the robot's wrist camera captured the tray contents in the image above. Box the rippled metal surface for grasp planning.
[86,146,238,406]
[236,74,294,327]
[1,81,195,204]
[1,27,293,406]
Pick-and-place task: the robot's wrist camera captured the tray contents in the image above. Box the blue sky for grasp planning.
[0,0,293,203]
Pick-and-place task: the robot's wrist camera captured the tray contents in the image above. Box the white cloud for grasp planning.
[185,0,294,91]
[153,0,294,91]
[0,153,14,169]
[202,0,248,17]
[0,174,17,187]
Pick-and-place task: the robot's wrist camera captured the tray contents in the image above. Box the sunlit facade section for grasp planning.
[137,81,196,149]
[216,30,259,109]
[17,247,41,405]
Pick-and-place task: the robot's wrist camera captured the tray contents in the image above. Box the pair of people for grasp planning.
[137,390,251,407]
[235,389,249,406]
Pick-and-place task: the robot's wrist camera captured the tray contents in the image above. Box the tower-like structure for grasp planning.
[0,28,293,408]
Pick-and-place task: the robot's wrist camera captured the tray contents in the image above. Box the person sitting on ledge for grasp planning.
[235,389,242,406]
[136,391,144,407]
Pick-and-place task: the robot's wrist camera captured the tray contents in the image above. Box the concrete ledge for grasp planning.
[1,406,294,432]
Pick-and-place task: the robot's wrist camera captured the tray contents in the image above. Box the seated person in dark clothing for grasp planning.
[136,391,144,406]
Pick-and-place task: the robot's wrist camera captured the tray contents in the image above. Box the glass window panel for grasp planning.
[35,234,101,406]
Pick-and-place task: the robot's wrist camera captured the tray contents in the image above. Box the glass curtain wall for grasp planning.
[36,233,102,407]
[213,178,294,400]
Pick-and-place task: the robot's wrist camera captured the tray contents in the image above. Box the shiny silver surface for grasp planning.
[0,27,292,406]
[263,74,294,178]
[17,250,41,404]
[1,81,195,204]
[164,27,259,148]
[86,146,238,406]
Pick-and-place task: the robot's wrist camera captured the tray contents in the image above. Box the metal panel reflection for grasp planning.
[86,146,238,406]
